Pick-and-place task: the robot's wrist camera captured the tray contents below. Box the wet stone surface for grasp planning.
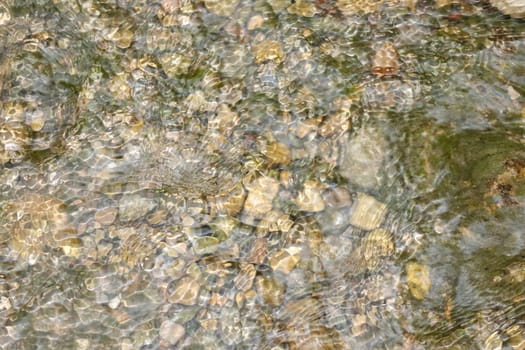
[0,0,524,349]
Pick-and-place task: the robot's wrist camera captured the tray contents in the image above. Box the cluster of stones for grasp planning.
[1,0,524,348]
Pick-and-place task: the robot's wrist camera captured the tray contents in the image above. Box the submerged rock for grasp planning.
[489,0,525,18]
[118,194,158,222]
[159,320,185,345]
[339,127,388,189]
[349,193,388,231]
[371,42,400,78]
[204,0,239,16]
[406,262,431,300]
[252,40,285,65]
[294,180,326,212]
[244,176,280,217]
[167,276,201,305]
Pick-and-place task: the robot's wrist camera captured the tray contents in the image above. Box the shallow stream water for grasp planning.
[0,0,524,349]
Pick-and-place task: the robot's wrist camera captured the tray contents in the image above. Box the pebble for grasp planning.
[295,118,321,138]
[318,111,351,138]
[339,127,387,189]
[265,141,292,166]
[247,15,265,30]
[252,40,285,64]
[60,238,83,258]
[489,0,525,18]
[294,180,326,212]
[247,237,268,265]
[484,331,503,350]
[349,193,387,231]
[95,207,118,226]
[146,209,168,226]
[371,41,400,78]
[159,320,185,345]
[0,296,12,311]
[244,176,280,217]
[167,276,201,305]
[193,236,220,255]
[219,307,242,346]
[351,314,367,336]
[406,262,431,300]
[322,187,352,208]
[0,1,10,25]
[118,194,157,222]
[269,248,300,274]
[287,0,318,17]
[203,0,239,16]
[256,276,285,306]
[234,264,257,292]
[362,228,395,260]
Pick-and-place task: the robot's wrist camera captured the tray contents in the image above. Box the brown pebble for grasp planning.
[95,207,118,226]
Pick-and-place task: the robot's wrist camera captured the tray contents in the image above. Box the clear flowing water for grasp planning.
[0,0,524,349]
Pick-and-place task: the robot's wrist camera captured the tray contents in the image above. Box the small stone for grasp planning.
[244,176,280,217]
[209,292,229,307]
[489,0,525,18]
[280,170,293,187]
[484,331,502,350]
[95,207,118,226]
[168,276,201,305]
[269,248,300,274]
[281,297,323,323]
[353,228,395,272]
[318,111,351,138]
[252,40,285,64]
[108,73,131,100]
[204,0,239,16]
[265,141,292,166]
[362,229,395,260]
[60,238,83,258]
[210,104,239,136]
[29,111,46,131]
[287,0,318,17]
[220,307,242,345]
[503,261,525,284]
[159,53,192,78]
[436,0,461,7]
[0,296,12,311]
[146,209,168,226]
[118,194,157,222]
[161,0,179,14]
[193,236,220,255]
[159,320,185,345]
[371,42,400,78]
[75,339,91,350]
[322,187,352,208]
[506,325,525,348]
[294,180,326,212]
[247,237,268,265]
[199,318,218,330]
[160,13,178,27]
[267,0,289,11]
[247,15,265,30]
[406,262,431,300]
[295,118,320,138]
[0,2,11,25]
[209,183,246,217]
[351,314,367,336]
[339,127,387,189]
[108,296,121,309]
[349,193,387,230]
[256,276,285,306]
[234,264,257,292]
